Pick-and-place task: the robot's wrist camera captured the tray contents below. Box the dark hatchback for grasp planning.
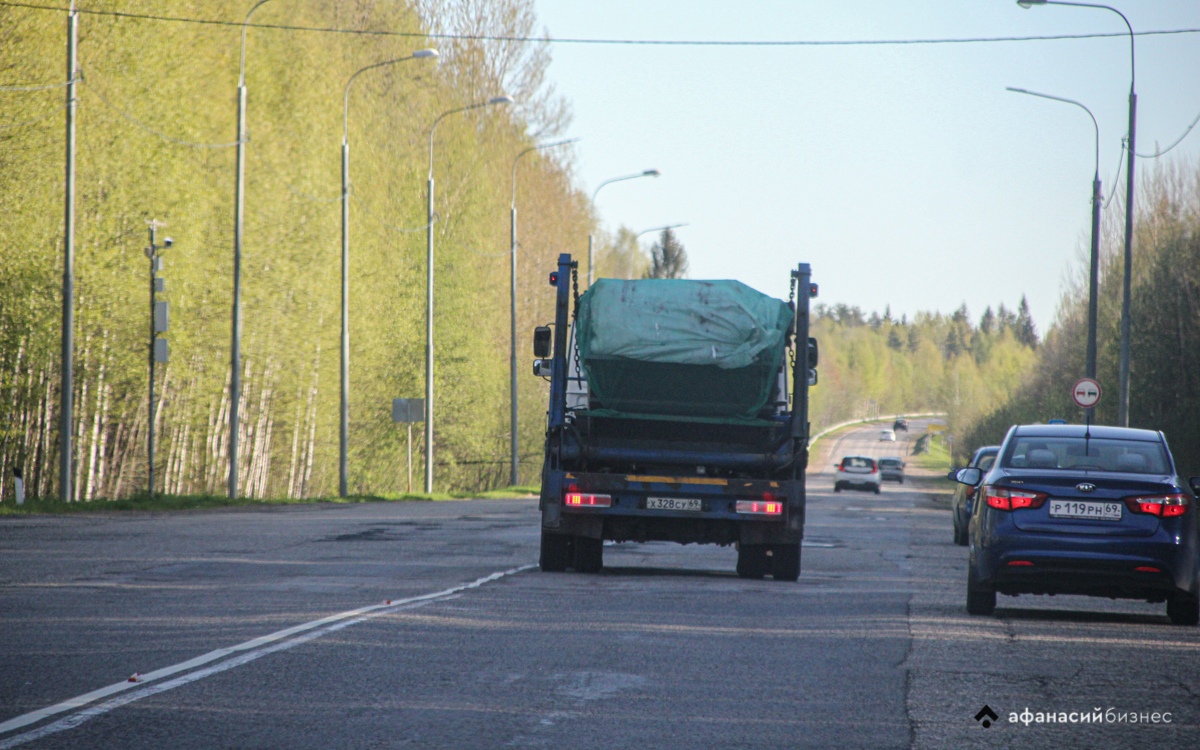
[950,445,999,546]
[958,424,1199,625]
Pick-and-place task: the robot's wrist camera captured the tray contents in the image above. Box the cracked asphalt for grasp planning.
[1,420,1197,748]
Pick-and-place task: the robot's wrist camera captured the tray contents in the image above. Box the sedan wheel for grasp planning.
[1167,590,1200,626]
[966,566,996,616]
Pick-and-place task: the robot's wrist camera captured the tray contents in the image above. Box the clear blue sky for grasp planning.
[533,0,1200,333]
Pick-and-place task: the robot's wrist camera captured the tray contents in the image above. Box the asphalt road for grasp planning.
[1,420,1197,748]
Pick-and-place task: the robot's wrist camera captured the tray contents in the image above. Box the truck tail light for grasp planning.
[735,500,782,516]
[565,492,612,508]
[1124,494,1189,518]
[982,486,1048,511]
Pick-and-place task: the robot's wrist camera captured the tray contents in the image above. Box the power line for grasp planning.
[0,102,66,130]
[80,71,241,148]
[1104,140,1125,211]
[1,1,1198,47]
[1135,106,1200,159]
[358,201,436,234]
[0,77,73,91]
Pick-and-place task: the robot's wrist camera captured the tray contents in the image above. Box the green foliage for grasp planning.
[808,301,1039,451]
[645,226,688,279]
[593,225,650,280]
[0,0,590,502]
[962,158,1200,476]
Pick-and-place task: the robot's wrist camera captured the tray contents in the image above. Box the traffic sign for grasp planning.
[1071,378,1102,409]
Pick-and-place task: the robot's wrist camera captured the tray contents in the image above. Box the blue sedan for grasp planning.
[957,424,1199,626]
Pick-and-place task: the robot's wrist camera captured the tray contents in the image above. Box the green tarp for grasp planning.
[576,278,792,420]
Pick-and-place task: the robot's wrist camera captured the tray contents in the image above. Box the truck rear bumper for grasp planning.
[541,470,803,545]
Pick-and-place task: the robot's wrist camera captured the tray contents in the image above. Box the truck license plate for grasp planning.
[1049,500,1122,521]
[646,497,702,512]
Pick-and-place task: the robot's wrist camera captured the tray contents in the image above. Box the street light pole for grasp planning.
[509,137,578,487]
[424,95,514,493]
[588,169,661,286]
[1006,87,1102,416]
[339,49,438,498]
[59,0,78,502]
[229,0,274,499]
[1017,0,1136,425]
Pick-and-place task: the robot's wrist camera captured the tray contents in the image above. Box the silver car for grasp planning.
[879,456,905,483]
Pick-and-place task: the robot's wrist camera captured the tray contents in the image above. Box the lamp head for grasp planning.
[490,95,515,105]
[1017,0,1047,8]
[644,169,661,177]
[163,237,174,248]
[413,49,439,58]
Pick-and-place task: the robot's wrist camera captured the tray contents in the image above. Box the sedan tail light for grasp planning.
[982,486,1048,511]
[1124,494,1190,518]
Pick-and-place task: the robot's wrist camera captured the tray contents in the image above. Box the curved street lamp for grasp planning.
[588,169,660,285]
[337,49,438,498]
[509,137,578,487]
[228,0,276,499]
[636,223,688,239]
[1006,87,1102,408]
[1017,0,1136,424]
[424,95,514,493]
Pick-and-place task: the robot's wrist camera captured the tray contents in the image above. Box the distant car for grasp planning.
[958,424,1199,626]
[836,456,882,494]
[879,456,906,483]
[893,418,909,432]
[880,429,896,442]
[950,445,1000,546]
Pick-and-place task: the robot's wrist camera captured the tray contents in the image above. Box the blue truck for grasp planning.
[531,253,817,580]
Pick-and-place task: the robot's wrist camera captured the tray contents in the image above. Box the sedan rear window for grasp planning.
[1002,437,1169,474]
[841,457,876,471]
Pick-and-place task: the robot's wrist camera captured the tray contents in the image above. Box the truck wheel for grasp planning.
[574,536,603,573]
[772,543,801,582]
[873,484,881,495]
[540,531,570,572]
[966,566,996,616]
[833,483,842,493]
[736,544,768,579]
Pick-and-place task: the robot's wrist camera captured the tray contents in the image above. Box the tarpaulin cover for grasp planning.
[576,278,792,419]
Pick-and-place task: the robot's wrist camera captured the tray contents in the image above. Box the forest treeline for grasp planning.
[962,159,1200,476]
[807,298,1040,444]
[0,0,595,500]
[6,2,1185,502]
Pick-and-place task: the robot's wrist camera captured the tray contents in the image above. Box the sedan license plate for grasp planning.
[646,497,702,512]
[1049,500,1122,521]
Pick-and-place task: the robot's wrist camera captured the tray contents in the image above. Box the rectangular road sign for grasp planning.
[392,398,425,423]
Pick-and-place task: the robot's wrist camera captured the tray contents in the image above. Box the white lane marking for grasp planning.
[0,563,535,745]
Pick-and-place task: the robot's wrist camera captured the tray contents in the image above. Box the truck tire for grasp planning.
[574,536,603,573]
[540,531,570,572]
[772,543,801,582]
[736,544,769,579]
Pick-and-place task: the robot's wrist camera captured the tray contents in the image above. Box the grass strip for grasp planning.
[0,486,540,516]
